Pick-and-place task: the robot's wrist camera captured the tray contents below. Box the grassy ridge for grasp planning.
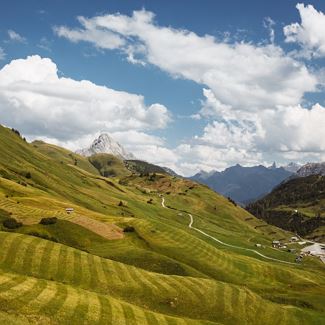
[0,125,324,324]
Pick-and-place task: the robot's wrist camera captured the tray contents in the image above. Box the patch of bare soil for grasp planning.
[71,215,124,240]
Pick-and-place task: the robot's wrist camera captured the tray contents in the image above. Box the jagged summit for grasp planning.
[297,162,325,177]
[282,162,302,173]
[76,133,135,160]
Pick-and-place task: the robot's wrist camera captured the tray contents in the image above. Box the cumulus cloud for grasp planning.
[197,89,325,154]
[284,3,325,58]
[0,55,171,142]
[7,30,27,43]
[54,9,317,111]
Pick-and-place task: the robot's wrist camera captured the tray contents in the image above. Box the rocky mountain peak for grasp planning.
[76,133,135,160]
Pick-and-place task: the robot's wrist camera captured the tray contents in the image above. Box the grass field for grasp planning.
[0,125,324,324]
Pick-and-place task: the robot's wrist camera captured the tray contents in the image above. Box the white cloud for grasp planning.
[54,16,125,50]
[197,89,325,155]
[55,10,317,111]
[0,48,5,60]
[0,55,171,142]
[263,17,275,43]
[284,3,325,58]
[173,144,263,176]
[52,9,325,175]
[7,30,27,43]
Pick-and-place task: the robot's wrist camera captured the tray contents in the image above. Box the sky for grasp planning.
[0,0,325,176]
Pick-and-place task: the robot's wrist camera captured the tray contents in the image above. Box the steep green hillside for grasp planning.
[247,175,325,241]
[0,125,324,324]
[125,159,169,175]
[89,153,130,178]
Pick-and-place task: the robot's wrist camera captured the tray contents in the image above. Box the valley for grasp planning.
[0,125,324,324]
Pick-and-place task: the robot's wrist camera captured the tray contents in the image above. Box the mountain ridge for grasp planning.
[77,133,135,160]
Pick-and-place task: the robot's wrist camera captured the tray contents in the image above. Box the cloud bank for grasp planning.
[53,8,325,175]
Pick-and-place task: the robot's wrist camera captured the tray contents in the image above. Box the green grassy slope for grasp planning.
[247,175,325,241]
[0,125,324,324]
[89,153,130,178]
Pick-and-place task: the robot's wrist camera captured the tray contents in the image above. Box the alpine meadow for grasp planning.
[0,1,325,324]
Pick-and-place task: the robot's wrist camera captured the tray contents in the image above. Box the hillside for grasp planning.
[247,175,325,242]
[0,125,324,324]
[191,164,292,204]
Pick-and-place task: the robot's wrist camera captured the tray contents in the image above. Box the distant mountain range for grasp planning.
[77,133,135,160]
[190,164,293,205]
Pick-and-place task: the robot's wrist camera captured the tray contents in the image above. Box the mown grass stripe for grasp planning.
[85,291,101,323]
[0,277,38,300]
[144,311,160,325]
[130,306,149,325]
[46,242,61,280]
[56,285,79,320]
[145,273,178,296]
[97,295,113,324]
[38,240,55,280]
[112,262,139,288]
[64,246,76,283]
[55,245,68,282]
[93,255,107,287]
[30,238,51,276]
[39,283,68,316]
[110,300,127,325]
[0,274,23,292]
[121,304,137,325]
[0,234,25,266]
[80,252,91,288]
[21,237,42,274]
[25,280,58,313]
[10,236,35,271]
[13,280,48,312]
[70,288,89,323]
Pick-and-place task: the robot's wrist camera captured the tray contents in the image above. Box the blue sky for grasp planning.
[1,1,325,175]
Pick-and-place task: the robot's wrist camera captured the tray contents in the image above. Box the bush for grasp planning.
[3,217,22,229]
[118,201,126,207]
[227,197,237,206]
[25,172,32,179]
[39,217,57,225]
[123,226,135,233]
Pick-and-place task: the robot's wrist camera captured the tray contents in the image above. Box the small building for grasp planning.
[255,244,262,248]
[291,236,299,242]
[272,240,281,247]
[65,208,74,214]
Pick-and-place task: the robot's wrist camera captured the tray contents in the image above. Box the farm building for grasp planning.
[65,208,74,214]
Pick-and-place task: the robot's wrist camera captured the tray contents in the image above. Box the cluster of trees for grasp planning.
[3,217,22,229]
[11,128,26,142]
[39,217,57,225]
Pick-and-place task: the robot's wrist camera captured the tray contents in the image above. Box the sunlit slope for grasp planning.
[0,125,324,324]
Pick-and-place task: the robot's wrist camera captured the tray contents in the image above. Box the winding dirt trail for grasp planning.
[161,196,296,265]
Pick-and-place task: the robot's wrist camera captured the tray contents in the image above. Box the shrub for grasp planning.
[3,217,22,229]
[123,226,135,233]
[39,217,57,225]
[227,197,237,206]
[25,172,32,179]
